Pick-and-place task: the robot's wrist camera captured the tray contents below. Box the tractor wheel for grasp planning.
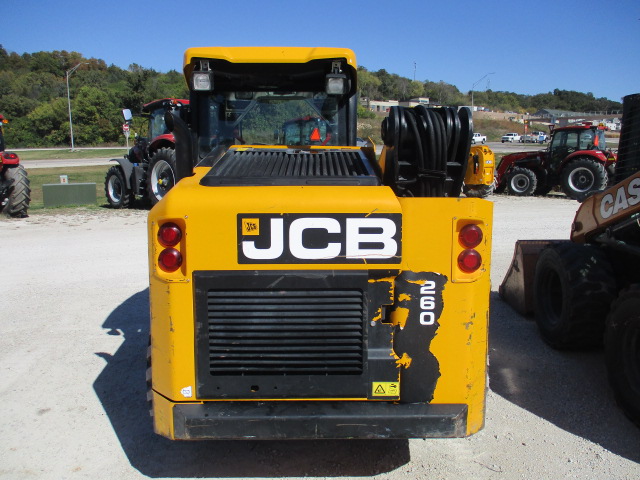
[534,184,554,196]
[561,158,607,200]
[605,285,640,426]
[2,165,31,217]
[506,167,537,196]
[104,165,131,209]
[533,242,616,349]
[147,147,176,206]
[463,183,495,198]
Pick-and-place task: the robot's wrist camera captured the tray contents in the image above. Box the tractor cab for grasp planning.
[548,125,608,170]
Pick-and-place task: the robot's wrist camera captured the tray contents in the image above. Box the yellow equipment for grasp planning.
[463,145,496,198]
[147,47,493,440]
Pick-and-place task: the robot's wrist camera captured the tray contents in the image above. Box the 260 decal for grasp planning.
[237,213,402,264]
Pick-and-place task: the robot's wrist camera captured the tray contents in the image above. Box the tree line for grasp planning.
[0,46,623,148]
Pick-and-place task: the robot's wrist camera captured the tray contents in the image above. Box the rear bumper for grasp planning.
[169,401,468,440]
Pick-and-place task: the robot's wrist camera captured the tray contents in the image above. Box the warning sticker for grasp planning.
[372,382,399,397]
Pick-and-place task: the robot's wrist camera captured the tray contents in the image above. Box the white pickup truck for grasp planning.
[501,132,521,143]
[472,132,486,144]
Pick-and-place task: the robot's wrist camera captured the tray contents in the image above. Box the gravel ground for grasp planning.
[1,195,639,479]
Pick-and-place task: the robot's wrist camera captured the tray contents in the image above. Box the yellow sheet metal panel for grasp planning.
[398,197,493,435]
[149,178,493,437]
[184,46,357,69]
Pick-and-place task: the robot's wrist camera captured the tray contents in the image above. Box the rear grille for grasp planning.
[200,148,380,186]
[205,289,365,375]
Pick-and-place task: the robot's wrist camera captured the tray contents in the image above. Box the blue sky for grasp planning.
[3,0,639,102]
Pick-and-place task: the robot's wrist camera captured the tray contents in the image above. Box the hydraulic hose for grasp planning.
[381,105,473,197]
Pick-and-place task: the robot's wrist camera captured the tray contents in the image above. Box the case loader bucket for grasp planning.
[498,240,559,315]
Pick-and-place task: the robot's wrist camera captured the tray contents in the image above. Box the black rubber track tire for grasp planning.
[506,166,537,196]
[463,183,494,198]
[561,157,608,200]
[2,165,30,217]
[533,242,616,349]
[605,285,640,426]
[104,165,131,209]
[147,147,177,206]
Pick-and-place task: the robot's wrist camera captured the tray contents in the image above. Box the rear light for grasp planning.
[459,224,483,248]
[157,222,184,273]
[158,248,182,272]
[458,249,482,273]
[454,222,484,277]
[158,222,182,247]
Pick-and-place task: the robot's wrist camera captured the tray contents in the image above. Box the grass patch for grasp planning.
[26,165,110,210]
[17,148,127,161]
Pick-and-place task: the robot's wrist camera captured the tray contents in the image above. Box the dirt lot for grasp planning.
[1,195,639,479]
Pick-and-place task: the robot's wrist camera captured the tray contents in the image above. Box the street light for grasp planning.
[66,62,88,151]
[471,72,495,111]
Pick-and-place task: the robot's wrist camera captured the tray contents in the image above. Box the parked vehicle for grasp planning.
[501,132,521,143]
[472,133,486,144]
[463,144,496,197]
[147,46,493,441]
[105,98,188,208]
[0,114,30,217]
[520,131,547,143]
[499,93,640,426]
[495,123,617,199]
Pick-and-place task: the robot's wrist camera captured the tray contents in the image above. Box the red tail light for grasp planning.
[459,224,483,248]
[158,222,182,247]
[458,249,482,273]
[158,248,182,272]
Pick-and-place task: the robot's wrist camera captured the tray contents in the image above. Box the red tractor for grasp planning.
[105,98,188,208]
[0,115,30,218]
[495,124,617,200]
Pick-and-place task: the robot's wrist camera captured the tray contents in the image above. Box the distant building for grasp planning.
[361,97,431,113]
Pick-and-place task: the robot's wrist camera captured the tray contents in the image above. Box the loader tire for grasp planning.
[605,285,640,426]
[147,147,176,206]
[104,165,131,209]
[506,167,537,196]
[2,165,30,217]
[561,158,607,200]
[533,242,616,349]
[463,183,494,198]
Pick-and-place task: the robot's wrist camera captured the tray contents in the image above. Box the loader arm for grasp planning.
[571,171,640,243]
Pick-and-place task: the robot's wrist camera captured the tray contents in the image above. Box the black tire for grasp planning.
[561,158,608,200]
[605,285,640,426]
[506,167,537,196]
[147,147,176,206]
[104,165,131,209]
[463,183,495,198]
[534,183,554,196]
[533,242,616,349]
[2,165,30,217]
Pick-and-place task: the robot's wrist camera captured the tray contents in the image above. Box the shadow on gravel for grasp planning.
[93,289,410,478]
[488,291,640,462]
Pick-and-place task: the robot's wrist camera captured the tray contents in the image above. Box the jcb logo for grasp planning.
[238,214,401,264]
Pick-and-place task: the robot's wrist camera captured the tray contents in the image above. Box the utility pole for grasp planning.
[66,62,88,151]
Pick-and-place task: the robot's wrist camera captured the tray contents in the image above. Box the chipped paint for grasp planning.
[390,306,409,329]
[395,352,412,369]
